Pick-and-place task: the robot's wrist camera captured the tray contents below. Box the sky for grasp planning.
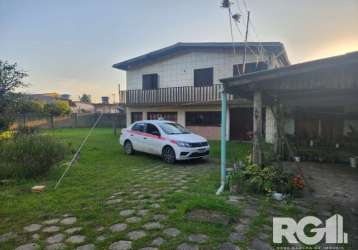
[1,0,358,102]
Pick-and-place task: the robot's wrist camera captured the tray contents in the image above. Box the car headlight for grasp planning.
[175,141,191,147]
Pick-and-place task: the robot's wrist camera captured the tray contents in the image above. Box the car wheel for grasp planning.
[124,140,134,155]
[162,146,176,164]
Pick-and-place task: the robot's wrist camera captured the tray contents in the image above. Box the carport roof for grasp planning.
[220,51,358,100]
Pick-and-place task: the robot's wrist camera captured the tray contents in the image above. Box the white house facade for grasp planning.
[113,42,289,141]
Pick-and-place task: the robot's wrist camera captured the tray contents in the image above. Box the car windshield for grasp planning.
[158,122,190,135]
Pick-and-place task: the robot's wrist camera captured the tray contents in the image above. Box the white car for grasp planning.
[119,120,210,164]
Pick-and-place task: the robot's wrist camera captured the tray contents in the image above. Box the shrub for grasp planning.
[16,126,39,136]
[235,163,304,196]
[0,134,66,179]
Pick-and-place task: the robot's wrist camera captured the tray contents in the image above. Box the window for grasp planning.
[132,122,145,132]
[186,111,221,126]
[233,62,268,76]
[131,112,143,123]
[233,64,243,76]
[146,123,160,136]
[142,74,158,90]
[194,67,213,87]
[158,123,190,135]
[147,112,177,122]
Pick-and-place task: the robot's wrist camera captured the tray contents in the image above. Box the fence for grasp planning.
[12,113,126,130]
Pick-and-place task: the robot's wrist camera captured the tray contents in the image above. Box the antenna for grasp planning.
[242,11,250,74]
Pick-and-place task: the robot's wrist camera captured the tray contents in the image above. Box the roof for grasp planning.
[113,42,289,70]
[221,51,358,96]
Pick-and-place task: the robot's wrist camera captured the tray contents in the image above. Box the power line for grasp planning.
[228,7,237,56]
[221,0,241,67]
[233,0,285,64]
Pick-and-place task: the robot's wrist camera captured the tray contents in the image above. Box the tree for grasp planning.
[80,94,91,103]
[0,61,28,131]
[44,100,71,128]
[16,98,44,127]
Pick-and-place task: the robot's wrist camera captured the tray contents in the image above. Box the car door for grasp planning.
[143,123,163,155]
[129,122,146,152]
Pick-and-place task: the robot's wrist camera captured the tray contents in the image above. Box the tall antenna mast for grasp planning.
[242,11,250,74]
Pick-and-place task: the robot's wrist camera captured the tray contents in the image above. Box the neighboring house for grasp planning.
[29,93,62,104]
[71,101,95,113]
[113,42,289,140]
[93,103,122,113]
[29,93,74,107]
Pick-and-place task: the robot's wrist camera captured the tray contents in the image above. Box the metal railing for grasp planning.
[119,84,227,105]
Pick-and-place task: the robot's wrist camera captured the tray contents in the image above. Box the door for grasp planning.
[130,122,147,152]
[143,123,163,155]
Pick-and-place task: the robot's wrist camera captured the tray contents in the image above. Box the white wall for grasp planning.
[126,50,271,90]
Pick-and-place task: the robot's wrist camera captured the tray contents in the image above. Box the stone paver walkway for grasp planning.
[0,161,281,249]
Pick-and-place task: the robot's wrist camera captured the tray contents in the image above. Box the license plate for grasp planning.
[198,148,206,152]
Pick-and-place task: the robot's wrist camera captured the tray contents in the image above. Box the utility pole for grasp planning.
[242,11,250,74]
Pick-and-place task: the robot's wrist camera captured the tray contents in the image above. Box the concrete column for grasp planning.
[253,91,263,166]
[126,107,131,127]
[177,110,185,126]
[143,111,148,120]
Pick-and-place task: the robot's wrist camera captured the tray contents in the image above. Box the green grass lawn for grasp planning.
[0,128,302,250]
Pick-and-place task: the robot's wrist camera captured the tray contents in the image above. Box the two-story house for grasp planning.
[113,42,289,140]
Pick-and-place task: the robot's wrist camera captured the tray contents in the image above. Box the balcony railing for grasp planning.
[119,84,230,105]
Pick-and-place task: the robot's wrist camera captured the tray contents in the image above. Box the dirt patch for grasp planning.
[186,209,230,225]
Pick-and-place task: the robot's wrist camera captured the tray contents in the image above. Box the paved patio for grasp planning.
[285,161,358,248]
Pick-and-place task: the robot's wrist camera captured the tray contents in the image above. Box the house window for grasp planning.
[131,112,143,124]
[147,112,177,122]
[194,67,213,87]
[142,74,158,90]
[233,62,268,76]
[186,111,221,126]
[233,64,243,76]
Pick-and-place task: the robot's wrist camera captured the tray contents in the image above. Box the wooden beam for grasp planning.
[252,91,263,166]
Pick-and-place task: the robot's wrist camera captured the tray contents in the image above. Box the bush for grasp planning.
[0,134,66,179]
[234,164,304,196]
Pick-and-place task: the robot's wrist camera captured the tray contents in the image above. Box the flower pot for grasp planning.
[350,157,357,168]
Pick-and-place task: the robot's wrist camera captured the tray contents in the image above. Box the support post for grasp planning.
[216,90,227,195]
[272,105,279,155]
[253,91,263,166]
